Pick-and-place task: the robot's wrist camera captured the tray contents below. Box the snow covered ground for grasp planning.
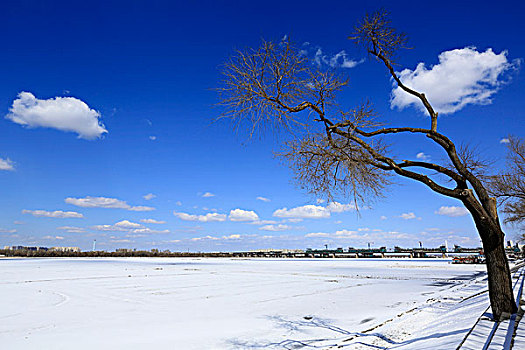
[0,257,511,349]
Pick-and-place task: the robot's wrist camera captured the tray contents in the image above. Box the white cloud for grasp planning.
[391,47,516,114]
[229,209,259,222]
[149,136,157,141]
[92,220,168,234]
[92,224,127,232]
[256,196,271,202]
[416,152,430,161]
[259,224,291,232]
[57,226,86,233]
[65,196,155,211]
[248,220,278,225]
[399,212,417,220]
[0,228,17,233]
[22,209,84,218]
[380,216,387,220]
[314,49,363,69]
[305,232,330,237]
[0,158,14,171]
[223,234,241,239]
[191,235,220,241]
[140,219,166,224]
[326,202,357,213]
[273,201,355,219]
[435,206,469,217]
[202,192,215,198]
[128,206,156,212]
[273,204,329,219]
[43,235,64,240]
[316,198,326,204]
[114,220,143,229]
[335,229,359,237]
[130,228,169,234]
[143,193,156,200]
[6,92,107,139]
[173,211,227,222]
[500,138,510,144]
[175,201,182,206]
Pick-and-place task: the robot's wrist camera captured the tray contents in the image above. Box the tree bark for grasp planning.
[478,221,517,320]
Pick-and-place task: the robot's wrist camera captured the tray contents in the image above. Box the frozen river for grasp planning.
[0,257,487,349]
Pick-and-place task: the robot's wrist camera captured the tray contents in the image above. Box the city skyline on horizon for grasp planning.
[1,0,524,252]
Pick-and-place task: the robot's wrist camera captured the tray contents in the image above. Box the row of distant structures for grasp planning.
[2,241,523,259]
[3,246,81,252]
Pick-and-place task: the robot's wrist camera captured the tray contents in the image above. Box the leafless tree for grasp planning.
[217,11,517,320]
[490,137,525,240]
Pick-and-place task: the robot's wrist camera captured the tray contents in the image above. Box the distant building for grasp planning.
[50,247,81,253]
[116,248,135,253]
[3,246,48,251]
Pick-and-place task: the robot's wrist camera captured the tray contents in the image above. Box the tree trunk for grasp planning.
[480,222,517,320]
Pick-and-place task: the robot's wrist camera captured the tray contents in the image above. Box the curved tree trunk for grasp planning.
[478,221,517,320]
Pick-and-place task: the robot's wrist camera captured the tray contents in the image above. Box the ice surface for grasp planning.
[0,257,495,349]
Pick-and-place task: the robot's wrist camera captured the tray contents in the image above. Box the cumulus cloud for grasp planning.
[92,220,169,234]
[273,204,329,219]
[0,158,14,171]
[140,219,166,224]
[256,196,271,202]
[65,196,155,211]
[259,224,291,231]
[273,202,355,219]
[416,152,430,161]
[380,216,388,220]
[6,92,107,139]
[435,206,469,217]
[22,209,84,218]
[173,211,227,222]
[229,209,259,222]
[500,138,510,144]
[202,192,215,198]
[223,234,241,239]
[399,212,417,220]
[391,47,517,114]
[143,193,156,200]
[114,220,143,229]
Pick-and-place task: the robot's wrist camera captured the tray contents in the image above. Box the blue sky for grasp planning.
[1,0,524,252]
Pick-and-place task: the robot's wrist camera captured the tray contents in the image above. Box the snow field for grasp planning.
[0,257,489,349]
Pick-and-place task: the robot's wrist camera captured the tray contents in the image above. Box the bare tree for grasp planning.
[217,11,517,320]
[491,137,525,240]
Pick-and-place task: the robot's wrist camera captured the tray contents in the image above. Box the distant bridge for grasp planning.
[230,244,521,259]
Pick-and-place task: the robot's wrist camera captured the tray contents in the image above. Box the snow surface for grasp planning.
[0,257,503,349]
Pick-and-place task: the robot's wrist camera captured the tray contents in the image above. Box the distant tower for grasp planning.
[445,240,449,252]
[93,239,97,251]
